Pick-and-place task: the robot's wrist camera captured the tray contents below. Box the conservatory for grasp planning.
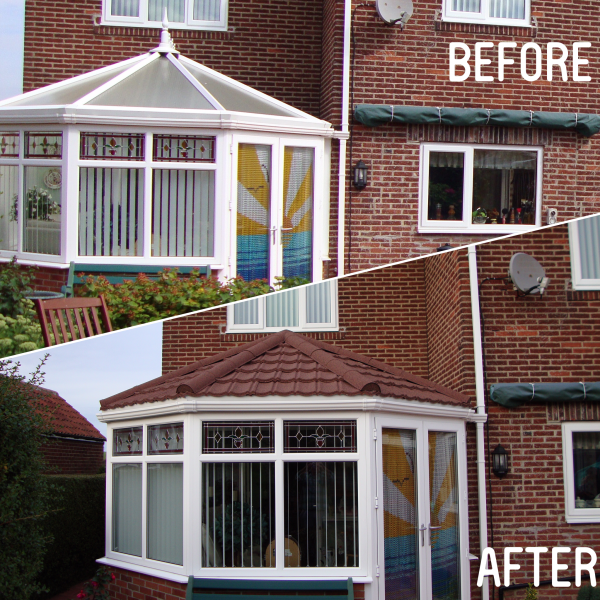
[97,330,480,600]
[0,25,333,284]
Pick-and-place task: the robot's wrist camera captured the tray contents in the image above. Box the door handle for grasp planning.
[269,226,277,243]
[429,523,442,545]
[418,524,427,546]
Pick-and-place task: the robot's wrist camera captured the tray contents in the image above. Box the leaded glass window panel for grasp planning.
[24,132,62,158]
[0,133,19,158]
[148,422,184,454]
[284,421,357,453]
[203,422,274,453]
[80,133,144,160]
[284,462,358,567]
[0,166,18,251]
[202,462,275,567]
[113,426,143,455]
[153,135,215,162]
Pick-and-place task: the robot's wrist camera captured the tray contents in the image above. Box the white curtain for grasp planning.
[266,289,299,327]
[451,0,480,13]
[148,0,185,21]
[577,216,600,280]
[474,150,536,170]
[490,0,525,19]
[110,0,139,16]
[113,464,142,556]
[234,298,260,325]
[306,281,332,324]
[429,152,464,170]
[194,0,220,21]
[147,463,184,565]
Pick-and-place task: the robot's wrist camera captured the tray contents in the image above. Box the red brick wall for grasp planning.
[23,0,324,118]
[0,261,68,294]
[42,436,105,475]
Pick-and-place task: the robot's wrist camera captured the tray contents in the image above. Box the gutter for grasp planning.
[337,0,352,277]
[468,244,490,600]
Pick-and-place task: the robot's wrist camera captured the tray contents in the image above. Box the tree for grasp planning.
[0,358,56,599]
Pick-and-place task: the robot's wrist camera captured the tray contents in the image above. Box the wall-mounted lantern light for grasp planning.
[353,160,368,190]
[491,444,509,478]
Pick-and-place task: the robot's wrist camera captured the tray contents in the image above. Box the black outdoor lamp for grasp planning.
[491,444,509,478]
[353,160,368,190]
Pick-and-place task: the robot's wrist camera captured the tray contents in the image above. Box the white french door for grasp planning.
[376,417,469,600]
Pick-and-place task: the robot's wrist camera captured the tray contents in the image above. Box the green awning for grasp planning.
[490,382,600,408]
[354,105,600,137]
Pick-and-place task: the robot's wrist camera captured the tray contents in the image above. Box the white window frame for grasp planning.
[442,0,530,26]
[562,422,600,524]
[569,217,600,291]
[226,280,338,333]
[102,0,229,32]
[418,143,542,234]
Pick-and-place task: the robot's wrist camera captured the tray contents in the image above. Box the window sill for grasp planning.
[93,20,233,39]
[418,224,538,235]
[434,18,535,37]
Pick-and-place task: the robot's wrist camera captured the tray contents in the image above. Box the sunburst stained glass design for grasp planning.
[25,132,62,158]
[148,423,184,455]
[282,147,313,281]
[113,426,143,455]
[80,133,144,160]
[153,135,214,162]
[0,133,19,157]
[236,144,270,281]
[382,428,419,600]
[284,421,356,452]
[203,421,274,453]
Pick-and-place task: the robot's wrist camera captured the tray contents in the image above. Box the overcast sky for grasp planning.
[0,0,25,101]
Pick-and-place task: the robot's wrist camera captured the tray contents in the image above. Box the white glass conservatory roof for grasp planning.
[0,27,331,136]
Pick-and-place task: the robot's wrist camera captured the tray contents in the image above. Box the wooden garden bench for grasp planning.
[61,262,211,296]
[185,577,354,600]
[34,295,113,346]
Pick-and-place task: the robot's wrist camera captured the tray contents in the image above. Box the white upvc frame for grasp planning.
[232,132,326,288]
[374,415,471,600]
[442,0,530,26]
[569,217,600,291]
[226,280,339,333]
[562,421,600,524]
[418,142,543,235]
[102,0,229,31]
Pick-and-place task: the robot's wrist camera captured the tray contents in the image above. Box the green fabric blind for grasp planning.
[490,382,600,408]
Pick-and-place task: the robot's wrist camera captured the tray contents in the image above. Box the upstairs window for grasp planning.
[569,215,600,291]
[226,280,338,333]
[103,0,228,31]
[443,0,530,25]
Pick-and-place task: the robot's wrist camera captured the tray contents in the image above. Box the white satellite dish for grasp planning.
[508,252,548,295]
[376,0,413,26]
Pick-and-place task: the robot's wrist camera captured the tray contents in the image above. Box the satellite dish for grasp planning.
[376,0,413,26]
[508,253,548,295]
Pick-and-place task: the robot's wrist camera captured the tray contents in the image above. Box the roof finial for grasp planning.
[151,8,179,55]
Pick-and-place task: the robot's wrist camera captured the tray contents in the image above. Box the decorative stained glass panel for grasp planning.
[203,421,274,453]
[148,423,184,454]
[284,421,357,453]
[113,426,143,455]
[25,132,62,158]
[80,133,144,160]
[153,135,215,162]
[0,133,19,157]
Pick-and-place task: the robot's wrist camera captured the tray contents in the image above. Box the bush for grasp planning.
[0,299,44,357]
[524,583,538,600]
[0,257,36,318]
[37,474,106,598]
[77,268,274,329]
[578,584,600,600]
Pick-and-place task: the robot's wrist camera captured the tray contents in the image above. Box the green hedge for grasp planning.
[36,474,106,598]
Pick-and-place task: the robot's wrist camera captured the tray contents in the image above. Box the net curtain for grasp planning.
[111,0,221,21]
[451,0,525,18]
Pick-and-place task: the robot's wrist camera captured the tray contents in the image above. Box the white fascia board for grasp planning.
[0,55,149,108]
[98,394,476,423]
[178,55,321,122]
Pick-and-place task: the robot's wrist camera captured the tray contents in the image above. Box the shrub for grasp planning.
[0,257,36,318]
[578,584,600,600]
[0,299,44,358]
[524,583,538,600]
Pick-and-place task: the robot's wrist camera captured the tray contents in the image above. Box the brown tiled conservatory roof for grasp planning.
[101,331,469,411]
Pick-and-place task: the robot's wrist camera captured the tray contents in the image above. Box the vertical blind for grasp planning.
[233,298,260,325]
[110,0,221,21]
[266,289,299,328]
[577,215,600,280]
[79,168,143,257]
[451,0,524,18]
[112,464,142,557]
[306,281,332,324]
[0,166,18,251]
[147,463,184,565]
[152,169,214,257]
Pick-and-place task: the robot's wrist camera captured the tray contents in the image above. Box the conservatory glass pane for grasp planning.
[282,147,313,282]
[203,422,274,453]
[25,132,62,158]
[113,464,142,556]
[113,426,143,455]
[572,431,600,508]
[80,133,144,160]
[237,144,271,281]
[284,462,359,567]
[152,170,214,257]
[148,422,184,455]
[23,167,61,255]
[0,133,19,157]
[427,152,464,222]
[79,168,143,257]
[202,462,275,567]
[153,135,215,162]
[147,463,184,565]
[193,0,220,20]
[306,281,332,324]
[266,289,298,328]
[148,0,185,21]
[0,166,18,251]
[284,421,357,452]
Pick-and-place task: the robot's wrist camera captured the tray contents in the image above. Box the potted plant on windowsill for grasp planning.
[472,207,487,224]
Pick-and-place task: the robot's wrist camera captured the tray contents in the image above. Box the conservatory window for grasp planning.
[443,0,530,25]
[419,144,541,233]
[562,423,600,523]
[569,215,600,291]
[103,0,228,31]
[227,279,338,333]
